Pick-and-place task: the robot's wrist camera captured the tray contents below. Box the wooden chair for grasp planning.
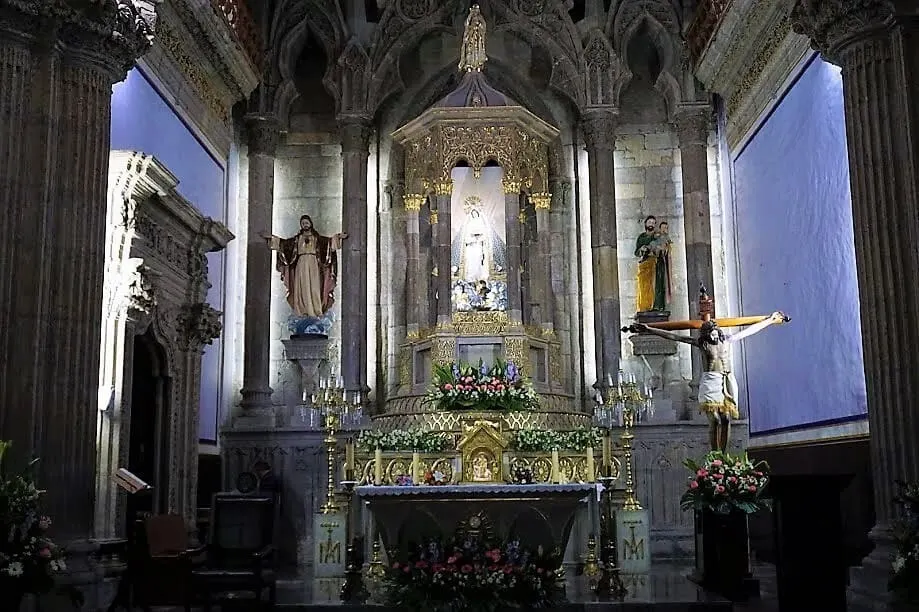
[189,494,277,610]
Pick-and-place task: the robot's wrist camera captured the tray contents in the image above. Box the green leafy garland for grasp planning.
[510,427,602,452]
[355,429,452,453]
[426,359,539,412]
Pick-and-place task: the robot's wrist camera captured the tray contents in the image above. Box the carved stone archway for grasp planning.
[95,151,233,538]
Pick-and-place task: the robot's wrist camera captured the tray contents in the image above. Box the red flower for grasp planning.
[403,566,411,573]
[447,555,458,564]
[415,560,428,569]
[444,383,453,391]
[503,565,514,574]
[392,562,400,569]
[461,564,473,573]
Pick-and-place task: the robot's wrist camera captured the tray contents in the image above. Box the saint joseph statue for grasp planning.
[261,215,347,318]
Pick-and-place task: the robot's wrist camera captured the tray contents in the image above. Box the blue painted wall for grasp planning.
[111,68,226,443]
[732,55,867,435]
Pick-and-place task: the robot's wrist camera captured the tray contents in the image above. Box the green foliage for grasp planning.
[426,359,539,412]
[890,480,919,603]
[355,429,452,453]
[383,536,564,612]
[679,450,771,516]
[510,427,602,452]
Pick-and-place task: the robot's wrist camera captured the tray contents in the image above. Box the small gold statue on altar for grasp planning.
[458,419,507,483]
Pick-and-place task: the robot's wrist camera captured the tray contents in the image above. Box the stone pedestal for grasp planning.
[616,508,651,573]
[238,114,280,425]
[283,336,331,402]
[312,511,348,578]
[582,110,622,384]
[791,4,919,609]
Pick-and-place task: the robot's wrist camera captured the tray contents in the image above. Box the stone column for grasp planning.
[0,0,156,545]
[238,114,279,420]
[674,106,715,404]
[339,116,372,392]
[403,194,424,334]
[504,180,524,322]
[582,110,622,386]
[434,180,453,325]
[530,192,555,330]
[791,2,919,607]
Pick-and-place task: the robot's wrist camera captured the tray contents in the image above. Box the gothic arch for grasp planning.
[614,5,684,116]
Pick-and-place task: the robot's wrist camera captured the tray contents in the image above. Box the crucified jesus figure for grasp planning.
[627,311,788,452]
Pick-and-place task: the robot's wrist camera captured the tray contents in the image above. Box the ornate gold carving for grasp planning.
[458,419,507,483]
[504,336,528,374]
[451,310,508,335]
[372,406,591,432]
[433,180,453,196]
[727,17,792,116]
[530,192,551,211]
[549,343,562,384]
[429,211,438,225]
[399,346,411,386]
[403,193,424,211]
[155,18,229,123]
[432,337,455,365]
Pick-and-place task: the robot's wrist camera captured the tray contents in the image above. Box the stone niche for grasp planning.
[95,150,233,538]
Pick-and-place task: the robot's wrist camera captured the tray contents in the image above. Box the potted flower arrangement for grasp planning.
[426,360,539,412]
[0,441,74,609]
[890,480,919,606]
[384,536,563,612]
[681,450,770,600]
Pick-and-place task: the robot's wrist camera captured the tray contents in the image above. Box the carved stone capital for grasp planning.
[674,106,712,148]
[403,193,425,211]
[127,264,157,314]
[5,0,159,78]
[581,109,619,152]
[244,114,280,157]
[338,116,373,153]
[791,0,894,63]
[177,302,223,351]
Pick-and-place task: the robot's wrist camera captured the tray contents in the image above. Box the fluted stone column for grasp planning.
[675,106,715,404]
[239,114,279,420]
[582,110,622,386]
[792,2,919,607]
[339,117,372,392]
[434,180,453,325]
[0,0,156,547]
[403,193,425,333]
[531,192,555,330]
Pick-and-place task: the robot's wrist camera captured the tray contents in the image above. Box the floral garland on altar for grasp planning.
[355,429,452,453]
[510,427,602,452]
[426,359,539,412]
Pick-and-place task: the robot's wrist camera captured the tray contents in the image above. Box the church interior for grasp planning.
[0,0,917,610]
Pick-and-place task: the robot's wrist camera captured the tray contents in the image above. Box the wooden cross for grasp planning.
[621,285,789,333]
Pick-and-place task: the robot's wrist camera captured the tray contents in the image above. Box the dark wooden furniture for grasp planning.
[189,494,277,610]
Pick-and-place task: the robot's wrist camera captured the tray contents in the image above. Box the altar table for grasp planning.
[356,483,598,561]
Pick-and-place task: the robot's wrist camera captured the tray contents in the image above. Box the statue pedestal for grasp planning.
[616,508,651,573]
[283,336,330,401]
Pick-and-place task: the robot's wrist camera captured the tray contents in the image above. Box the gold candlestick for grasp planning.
[597,370,648,512]
[320,408,340,514]
[314,375,354,514]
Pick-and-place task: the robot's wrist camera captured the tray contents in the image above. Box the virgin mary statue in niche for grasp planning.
[451,191,507,312]
[261,214,347,336]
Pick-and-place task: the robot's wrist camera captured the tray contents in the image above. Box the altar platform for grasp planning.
[262,562,780,611]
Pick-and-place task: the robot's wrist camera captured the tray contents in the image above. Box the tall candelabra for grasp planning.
[596,370,653,511]
[313,376,362,514]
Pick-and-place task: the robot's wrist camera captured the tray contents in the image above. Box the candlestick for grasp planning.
[601,432,611,475]
[551,449,560,484]
[412,452,421,484]
[345,438,355,473]
[374,448,383,485]
[586,446,595,483]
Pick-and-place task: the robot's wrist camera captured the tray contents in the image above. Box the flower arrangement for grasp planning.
[510,427,602,453]
[384,536,563,612]
[680,450,771,515]
[427,359,539,412]
[355,429,452,453]
[0,441,71,602]
[890,480,919,603]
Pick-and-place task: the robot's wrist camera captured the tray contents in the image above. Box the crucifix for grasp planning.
[622,285,790,452]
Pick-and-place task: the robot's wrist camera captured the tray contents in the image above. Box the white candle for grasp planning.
[606,373,614,387]
[551,449,560,484]
[412,452,421,484]
[374,448,383,485]
[586,447,595,483]
[617,370,624,385]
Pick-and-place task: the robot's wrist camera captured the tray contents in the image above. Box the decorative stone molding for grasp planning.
[673,106,711,147]
[339,116,374,152]
[691,0,811,149]
[244,114,281,157]
[177,302,224,351]
[96,150,233,536]
[583,30,632,108]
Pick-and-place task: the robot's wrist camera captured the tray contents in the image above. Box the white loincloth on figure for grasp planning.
[698,371,740,419]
